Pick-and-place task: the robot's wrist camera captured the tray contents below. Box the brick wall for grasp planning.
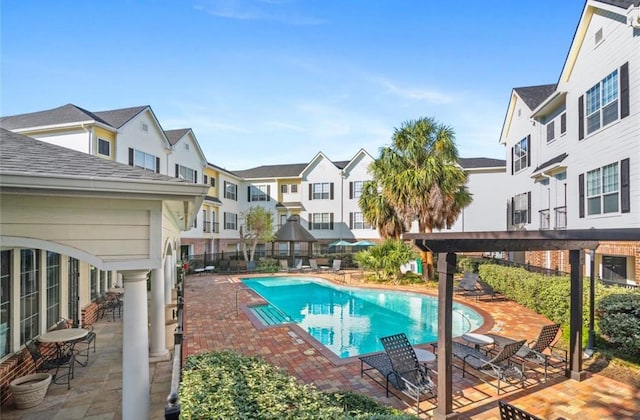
[0,343,58,408]
[81,301,100,327]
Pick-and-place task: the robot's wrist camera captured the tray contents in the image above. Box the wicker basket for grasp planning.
[9,373,52,409]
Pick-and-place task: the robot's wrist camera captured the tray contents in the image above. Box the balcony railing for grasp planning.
[202,222,220,233]
[539,209,550,230]
[554,206,567,229]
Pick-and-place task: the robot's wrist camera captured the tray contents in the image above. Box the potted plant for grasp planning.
[9,373,52,409]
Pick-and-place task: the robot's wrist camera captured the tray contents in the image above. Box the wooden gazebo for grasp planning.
[272,215,317,264]
[403,228,640,419]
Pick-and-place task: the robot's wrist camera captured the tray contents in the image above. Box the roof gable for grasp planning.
[93,106,149,129]
[0,104,113,131]
[513,85,557,110]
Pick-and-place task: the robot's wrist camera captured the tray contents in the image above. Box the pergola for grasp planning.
[404,228,640,419]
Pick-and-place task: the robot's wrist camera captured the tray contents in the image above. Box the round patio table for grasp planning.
[39,328,88,343]
[461,333,494,350]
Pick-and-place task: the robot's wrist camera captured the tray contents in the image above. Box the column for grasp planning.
[150,267,168,359]
[165,256,174,305]
[121,269,151,420]
[569,249,587,380]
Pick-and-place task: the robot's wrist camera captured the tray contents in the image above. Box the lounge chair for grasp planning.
[498,400,542,420]
[291,258,303,272]
[486,323,566,381]
[454,272,479,294]
[360,333,436,415]
[452,339,526,394]
[278,260,289,272]
[331,259,341,272]
[463,279,497,301]
[26,339,75,389]
[308,259,319,272]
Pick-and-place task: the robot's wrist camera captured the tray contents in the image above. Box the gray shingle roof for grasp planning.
[93,106,148,129]
[232,163,309,178]
[513,84,557,110]
[533,153,569,172]
[594,0,640,8]
[164,129,191,146]
[0,128,187,183]
[0,104,112,130]
[459,157,506,169]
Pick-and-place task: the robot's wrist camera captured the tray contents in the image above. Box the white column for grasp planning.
[150,267,168,359]
[121,269,150,420]
[165,256,173,305]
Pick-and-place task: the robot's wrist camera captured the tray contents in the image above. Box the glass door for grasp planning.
[68,257,80,327]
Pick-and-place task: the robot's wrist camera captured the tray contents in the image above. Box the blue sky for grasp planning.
[1,0,586,170]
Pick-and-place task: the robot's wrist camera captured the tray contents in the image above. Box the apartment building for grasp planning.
[500,0,640,283]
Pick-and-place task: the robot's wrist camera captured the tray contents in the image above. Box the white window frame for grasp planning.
[224,181,237,200]
[133,149,157,172]
[353,181,365,199]
[513,193,529,225]
[224,212,237,230]
[20,249,40,345]
[312,183,330,200]
[587,162,619,215]
[311,213,331,230]
[178,165,196,183]
[250,185,268,202]
[586,69,619,135]
[513,138,528,173]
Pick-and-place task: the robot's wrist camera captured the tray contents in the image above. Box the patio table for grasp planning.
[39,328,89,361]
[461,333,494,350]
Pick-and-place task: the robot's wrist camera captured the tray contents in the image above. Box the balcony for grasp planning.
[554,206,567,229]
[539,209,550,230]
[203,222,220,234]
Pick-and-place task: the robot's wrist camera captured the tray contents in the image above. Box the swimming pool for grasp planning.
[241,276,483,358]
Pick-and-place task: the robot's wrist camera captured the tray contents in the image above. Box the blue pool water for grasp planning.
[241,276,483,358]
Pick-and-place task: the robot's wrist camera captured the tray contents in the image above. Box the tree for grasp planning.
[358,181,406,239]
[354,239,417,284]
[239,206,275,262]
[369,117,472,278]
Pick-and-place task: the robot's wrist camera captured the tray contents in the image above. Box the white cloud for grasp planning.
[193,0,325,25]
[369,76,455,104]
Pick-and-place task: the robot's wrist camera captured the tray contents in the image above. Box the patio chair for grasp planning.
[73,324,97,367]
[487,323,566,381]
[498,400,542,420]
[360,333,436,415]
[463,279,497,301]
[331,259,342,273]
[278,260,289,272]
[308,259,319,272]
[104,293,123,321]
[26,339,75,389]
[452,339,526,394]
[454,272,479,294]
[290,258,303,272]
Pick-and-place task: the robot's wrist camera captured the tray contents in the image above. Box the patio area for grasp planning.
[1,271,638,419]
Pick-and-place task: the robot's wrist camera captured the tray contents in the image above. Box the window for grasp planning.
[20,249,40,345]
[97,138,110,156]
[249,185,270,202]
[586,69,618,134]
[309,213,333,230]
[311,183,331,200]
[281,184,288,194]
[350,181,365,199]
[512,192,530,225]
[587,162,619,215]
[90,266,98,301]
[224,212,237,230]
[560,113,566,135]
[513,137,529,173]
[1,250,11,358]
[546,122,555,143]
[291,184,298,193]
[132,149,158,172]
[46,252,60,329]
[224,181,237,200]
[203,174,208,185]
[350,212,371,229]
[177,165,197,182]
[602,255,626,282]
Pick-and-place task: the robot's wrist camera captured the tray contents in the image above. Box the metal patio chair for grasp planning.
[26,339,75,389]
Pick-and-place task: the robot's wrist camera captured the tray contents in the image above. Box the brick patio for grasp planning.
[184,272,640,419]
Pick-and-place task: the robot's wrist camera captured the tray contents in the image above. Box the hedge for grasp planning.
[180,350,417,419]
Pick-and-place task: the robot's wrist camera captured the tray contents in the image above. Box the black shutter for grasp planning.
[349,182,353,199]
[578,95,585,140]
[155,157,160,173]
[330,213,334,230]
[194,170,197,183]
[621,158,630,213]
[579,173,585,218]
[349,212,353,229]
[267,185,271,201]
[511,147,514,175]
[511,197,515,225]
[175,164,179,178]
[620,62,630,119]
[526,135,531,168]
[234,214,238,230]
[527,191,532,224]
[248,186,251,202]
[309,184,312,200]
[308,214,312,230]
[128,148,134,166]
[330,183,334,200]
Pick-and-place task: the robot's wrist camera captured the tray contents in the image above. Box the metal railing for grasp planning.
[539,209,550,230]
[554,206,567,229]
[165,273,185,419]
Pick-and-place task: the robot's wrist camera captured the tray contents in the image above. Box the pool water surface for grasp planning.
[241,276,483,358]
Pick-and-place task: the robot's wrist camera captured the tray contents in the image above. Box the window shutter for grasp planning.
[309,184,312,200]
[349,182,353,199]
[267,185,271,201]
[194,170,198,183]
[330,183,334,200]
[526,135,531,168]
[308,214,312,229]
[234,214,238,230]
[349,212,353,229]
[248,186,251,202]
[155,157,160,173]
[175,164,179,178]
[527,191,531,224]
[128,148,134,166]
[578,173,585,218]
[621,158,630,213]
[620,62,630,119]
[511,197,515,225]
[510,147,514,175]
[578,95,584,140]
[330,213,334,230]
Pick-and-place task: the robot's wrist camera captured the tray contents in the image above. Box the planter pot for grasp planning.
[9,373,52,409]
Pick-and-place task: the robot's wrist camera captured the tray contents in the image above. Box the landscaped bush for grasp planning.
[354,240,417,284]
[597,294,640,358]
[180,350,416,419]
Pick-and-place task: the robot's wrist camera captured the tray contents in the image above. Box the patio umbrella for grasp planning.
[328,240,354,247]
[352,240,375,247]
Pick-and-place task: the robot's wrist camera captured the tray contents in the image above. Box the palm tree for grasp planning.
[370,117,472,278]
[358,181,405,239]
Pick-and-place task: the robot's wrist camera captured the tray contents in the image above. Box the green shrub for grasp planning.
[180,350,416,419]
[256,258,278,273]
[597,294,640,357]
[354,240,417,284]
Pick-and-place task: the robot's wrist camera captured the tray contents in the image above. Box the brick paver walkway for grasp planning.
[184,272,640,419]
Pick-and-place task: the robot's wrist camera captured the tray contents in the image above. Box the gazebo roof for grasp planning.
[274,215,317,242]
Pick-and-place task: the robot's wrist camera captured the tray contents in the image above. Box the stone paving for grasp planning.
[184,272,640,419]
